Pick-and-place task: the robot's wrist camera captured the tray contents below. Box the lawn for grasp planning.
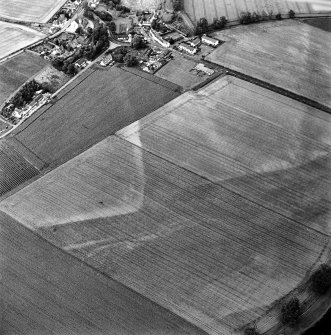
[13,66,180,166]
[0,22,45,60]
[206,20,331,108]
[0,0,66,23]
[2,75,330,335]
[0,51,47,107]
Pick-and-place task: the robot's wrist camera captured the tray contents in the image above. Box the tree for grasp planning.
[239,11,252,24]
[131,35,144,49]
[281,298,301,326]
[75,26,84,35]
[275,13,282,20]
[289,9,295,18]
[124,53,138,67]
[67,63,76,75]
[311,264,331,295]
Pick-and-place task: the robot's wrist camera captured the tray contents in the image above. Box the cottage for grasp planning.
[178,43,197,55]
[201,35,219,47]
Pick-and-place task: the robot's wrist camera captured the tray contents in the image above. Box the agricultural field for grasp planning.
[1,76,330,335]
[155,55,213,90]
[206,20,331,108]
[0,22,45,60]
[0,211,205,335]
[13,66,180,166]
[0,51,47,107]
[0,0,66,23]
[184,0,328,24]
[0,138,41,197]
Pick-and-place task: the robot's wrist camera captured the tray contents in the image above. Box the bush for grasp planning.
[311,264,331,295]
[281,297,301,326]
[289,9,295,18]
[239,11,252,24]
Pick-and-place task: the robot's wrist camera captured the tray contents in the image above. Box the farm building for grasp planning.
[178,42,197,54]
[194,63,214,75]
[189,37,201,48]
[201,35,219,47]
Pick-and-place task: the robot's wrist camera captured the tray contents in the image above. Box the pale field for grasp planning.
[0,22,45,60]
[1,77,330,335]
[207,20,331,108]
[0,0,67,23]
[184,0,329,24]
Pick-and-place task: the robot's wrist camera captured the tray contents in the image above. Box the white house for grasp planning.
[178,43,197,55]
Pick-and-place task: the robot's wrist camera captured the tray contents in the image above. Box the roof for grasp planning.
[202,35,219,44]
[178,43,196,53]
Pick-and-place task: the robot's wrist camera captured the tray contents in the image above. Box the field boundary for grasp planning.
[203,60,331,114]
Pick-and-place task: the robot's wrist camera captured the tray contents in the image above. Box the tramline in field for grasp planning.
[184,0,327,24]
[0,0,67,23]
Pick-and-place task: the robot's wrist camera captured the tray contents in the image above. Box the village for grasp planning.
[1,0,220,125]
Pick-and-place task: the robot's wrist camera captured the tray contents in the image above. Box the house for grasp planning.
[201,35,219,47]
[100,54,113,67]
[178,43,197,55]
[189,37,201,48]
[75,58,87,69]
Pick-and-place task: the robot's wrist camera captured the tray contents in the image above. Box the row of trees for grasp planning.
[239,9,295,24]
[1,80,44,119]
[196,16,227,34]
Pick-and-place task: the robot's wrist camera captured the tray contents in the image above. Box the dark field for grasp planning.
[13,66,180,166]
[0,139,40,196]
[0,211,207,335]
[0,52,47,107]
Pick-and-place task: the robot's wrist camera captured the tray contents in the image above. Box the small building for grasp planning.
[178,43,197,55]
[201,35,219,47]
[189,37,201,48]
[194,63,215,76]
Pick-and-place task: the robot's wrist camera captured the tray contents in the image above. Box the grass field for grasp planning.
[155,55,211,90]
[0,211,206,335]
[0,0,66,23]
[12,66,179,166]
[0,22,45,60]
[184,0,328,24]
[206,20,331,108]
[0,52,47,107]
[1,76,330,335]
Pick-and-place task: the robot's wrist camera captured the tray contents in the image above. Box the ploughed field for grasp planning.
[1,76,330,335]
[0,22,45,60]
[0,211,206,335]
[184,0,328,24]
[12,66,180,166]
[206,20,331,108]
[0,0,66,23]
[0,52,47,107]
[0,138,42,197]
